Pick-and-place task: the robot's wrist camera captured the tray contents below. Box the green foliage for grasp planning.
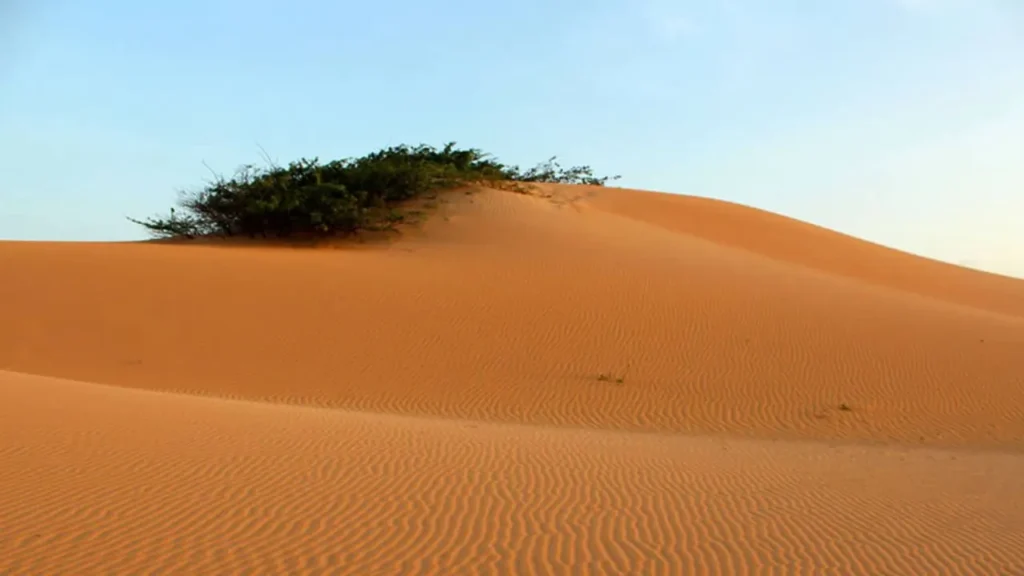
[129,143,620,240]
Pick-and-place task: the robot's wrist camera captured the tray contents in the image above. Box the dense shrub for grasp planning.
[128,143,619,240]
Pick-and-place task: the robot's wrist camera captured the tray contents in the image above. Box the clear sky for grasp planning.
[2,0,1022,277]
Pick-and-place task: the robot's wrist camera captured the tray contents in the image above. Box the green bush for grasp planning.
[128,143,619,240]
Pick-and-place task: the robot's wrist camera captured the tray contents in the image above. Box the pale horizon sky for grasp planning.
[2,0,1022,278]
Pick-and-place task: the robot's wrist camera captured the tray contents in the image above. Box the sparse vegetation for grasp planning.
[596,373,626,385]
[128,143,619,240]
[596,362,631,385]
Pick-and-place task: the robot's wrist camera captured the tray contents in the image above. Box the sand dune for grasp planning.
[2,184,1024,574]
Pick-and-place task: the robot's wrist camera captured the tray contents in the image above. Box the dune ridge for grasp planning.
[584,186,1024,318]
[3,184,1024,574]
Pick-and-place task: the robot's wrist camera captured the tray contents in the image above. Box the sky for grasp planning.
[2,0,1022,277]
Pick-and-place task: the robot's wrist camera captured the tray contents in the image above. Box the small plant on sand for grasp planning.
[128,143,619,241]
[596,362,631,385]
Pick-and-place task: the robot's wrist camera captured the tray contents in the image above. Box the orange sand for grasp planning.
[2,184,1023,574]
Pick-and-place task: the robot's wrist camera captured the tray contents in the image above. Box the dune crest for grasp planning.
[581,185,1024,318]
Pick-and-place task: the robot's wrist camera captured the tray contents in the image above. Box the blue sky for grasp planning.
[2,0,1022,277]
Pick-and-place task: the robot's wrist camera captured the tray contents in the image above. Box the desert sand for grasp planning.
[2,184,1023,574]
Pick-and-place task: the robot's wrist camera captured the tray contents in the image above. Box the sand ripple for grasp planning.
[2,372,1022,575]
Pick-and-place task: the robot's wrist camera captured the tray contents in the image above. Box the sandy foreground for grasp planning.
[2,184,1023,574]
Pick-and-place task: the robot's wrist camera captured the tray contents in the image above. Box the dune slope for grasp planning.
[2,185,1022,448]
[2,370,1023,576]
